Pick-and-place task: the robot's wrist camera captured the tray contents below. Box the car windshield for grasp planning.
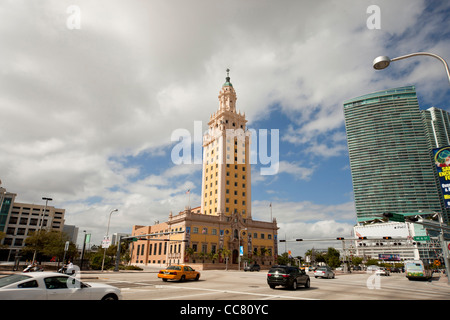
[166,266,182,271]
[0,274,31,288]
[269,268,286,274]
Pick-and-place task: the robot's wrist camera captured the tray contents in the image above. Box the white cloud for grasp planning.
[1,0,448,248]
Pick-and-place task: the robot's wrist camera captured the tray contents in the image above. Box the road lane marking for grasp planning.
[149,284,319,300]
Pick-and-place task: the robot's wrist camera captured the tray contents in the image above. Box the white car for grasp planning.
[314,267,335,279]
[0,272,122,300]
[375,267,390,276]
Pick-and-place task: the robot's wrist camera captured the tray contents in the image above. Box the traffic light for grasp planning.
[382,212,405,222]
[279,240,286,242]
[382,236,392,240]
[358,237,367,240]
[336,237,345,240]
[295,239,303,241]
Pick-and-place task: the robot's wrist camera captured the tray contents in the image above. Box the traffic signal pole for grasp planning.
[382,212,450,285]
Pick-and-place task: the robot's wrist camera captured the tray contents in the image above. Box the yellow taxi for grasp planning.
[157,265,200,282]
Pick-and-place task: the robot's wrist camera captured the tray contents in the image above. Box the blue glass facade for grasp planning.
[344,86,447,223]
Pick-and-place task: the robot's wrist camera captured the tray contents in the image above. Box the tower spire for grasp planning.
[223,68,233,87]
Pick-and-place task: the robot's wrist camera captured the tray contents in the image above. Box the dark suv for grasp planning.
[267,265,310,290]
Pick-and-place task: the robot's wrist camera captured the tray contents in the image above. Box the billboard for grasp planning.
[433,146,450,208]
[379,254,401,261]
[354,223,409,238]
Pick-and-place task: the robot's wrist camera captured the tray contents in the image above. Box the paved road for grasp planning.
[83,269,450,300]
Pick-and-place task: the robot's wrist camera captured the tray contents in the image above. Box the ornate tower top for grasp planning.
[218,68,237,113]
[223,68,233,87]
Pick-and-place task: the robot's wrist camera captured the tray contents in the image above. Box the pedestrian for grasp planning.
[67,261,74,274]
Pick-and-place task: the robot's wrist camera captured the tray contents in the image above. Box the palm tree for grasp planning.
[185,247,195,263]
[220,248,232,270]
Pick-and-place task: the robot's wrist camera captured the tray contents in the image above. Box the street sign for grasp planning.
[64,241,70,252]
[239,246,243,256]
[413,236,430,241]
[102,236,111,248]
[384,212,405,222]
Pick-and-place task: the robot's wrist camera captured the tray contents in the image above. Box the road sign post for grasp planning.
[413,236,431,242]
[62,241,70,266]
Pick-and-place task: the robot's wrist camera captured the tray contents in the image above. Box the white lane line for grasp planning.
[148,284,319,300]
[153,291,218,300]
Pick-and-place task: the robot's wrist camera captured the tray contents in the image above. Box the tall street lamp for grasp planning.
[101,208,118,272]
[373,52,450,284]
[32,197,52,263]
[373,52,450,85]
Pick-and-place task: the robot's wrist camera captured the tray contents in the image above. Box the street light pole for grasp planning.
[101,208,118,272]
[373,52,450,284]
[32,197,52,263]
[373,52,450,85]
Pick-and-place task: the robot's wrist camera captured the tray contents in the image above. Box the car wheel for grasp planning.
[304,279,310,288]
[162,278,168,282]
[101,294,118,301]
[291,280,297,290]
[195,274,200,281]
[269,284,276,289]
[180,275,186,282]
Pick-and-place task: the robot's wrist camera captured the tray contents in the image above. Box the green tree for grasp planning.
[185,247,195,262]
[325,247,341,268]
[276,252,297,266]
[220,248,232,270]
[366,258,379,266]
[23,230,77,263]
[352,256,363,267]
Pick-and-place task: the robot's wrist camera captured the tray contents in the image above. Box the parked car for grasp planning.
[314,266,335,279]
[244,263,261,272]
[375,267,390,276]
[0,272,121,300]
[267,265,310,290]
[158,265,200,282]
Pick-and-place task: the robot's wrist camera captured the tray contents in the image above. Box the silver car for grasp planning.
[314,266,335,279]
[0,272,122,300]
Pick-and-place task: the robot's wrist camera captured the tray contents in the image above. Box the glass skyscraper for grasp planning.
[343,86,449,223]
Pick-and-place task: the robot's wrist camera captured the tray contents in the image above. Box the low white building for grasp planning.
[352,221,441,264]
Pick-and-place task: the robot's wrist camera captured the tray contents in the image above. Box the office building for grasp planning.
[0,185,66,261]
[343,86,447,223]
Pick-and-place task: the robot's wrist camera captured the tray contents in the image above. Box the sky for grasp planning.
[1,0,450,256]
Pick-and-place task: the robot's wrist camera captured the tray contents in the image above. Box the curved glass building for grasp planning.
[343,86,447,223]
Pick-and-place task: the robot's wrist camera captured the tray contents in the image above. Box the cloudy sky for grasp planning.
[1,0,450,255]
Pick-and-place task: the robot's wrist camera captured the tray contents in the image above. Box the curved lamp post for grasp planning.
[373,52,450,85]
[101,208,118,272]
[32,197,52,263]
[373,52,450,284]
